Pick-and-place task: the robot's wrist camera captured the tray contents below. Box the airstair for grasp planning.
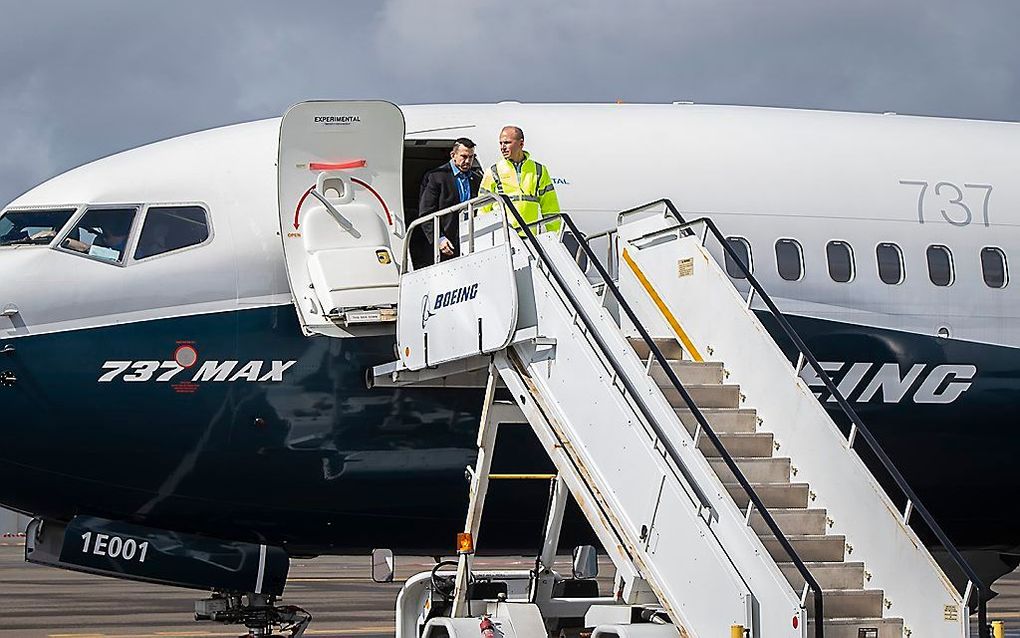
[270,100,987,637]
[371,195,987,638]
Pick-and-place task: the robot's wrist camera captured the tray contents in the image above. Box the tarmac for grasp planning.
[1,544,1018,637]
[0,547,590,637]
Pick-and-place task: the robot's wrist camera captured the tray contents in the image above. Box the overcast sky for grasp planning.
[1,0,1017,205]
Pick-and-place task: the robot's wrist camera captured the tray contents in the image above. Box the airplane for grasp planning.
[1,100,1018,618]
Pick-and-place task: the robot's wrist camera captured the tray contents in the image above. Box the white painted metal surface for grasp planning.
[499,230,802,637]
[397,197,517,371]
[591,625,682,638]
[397,569,541,638]
[423,602,547,638]
[4,102,1019,348]
[277,101,405,337]
[391,212,805,637]
[616,209,966,637]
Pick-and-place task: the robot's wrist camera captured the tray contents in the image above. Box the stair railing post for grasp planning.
[467,201,475,255]
[432,216,441,265]
[538,476,569,571]
[451,363,500,617]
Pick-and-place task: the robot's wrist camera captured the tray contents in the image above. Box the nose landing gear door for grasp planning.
[278,100,405,337]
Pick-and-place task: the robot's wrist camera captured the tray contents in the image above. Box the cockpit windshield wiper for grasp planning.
[0,237,51,246]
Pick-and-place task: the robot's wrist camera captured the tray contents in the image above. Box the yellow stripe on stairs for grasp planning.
[621,247,704,362]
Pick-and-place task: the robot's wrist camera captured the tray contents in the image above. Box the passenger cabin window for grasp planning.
[980,247,1008,289]
[61,207,138,264]
[926,245,954,286]
[0,208,76,246]
[723,237,752,279]
[775,238,803,281]
[826,240,854,283]
[876,242,904,285]
[135,206,210,260]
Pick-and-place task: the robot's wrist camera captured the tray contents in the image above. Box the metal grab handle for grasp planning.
[308,188,362,239]
[402,194,509,274]
[1,304,18,317]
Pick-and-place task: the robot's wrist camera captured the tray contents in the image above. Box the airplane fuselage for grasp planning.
[1,103,1018,562]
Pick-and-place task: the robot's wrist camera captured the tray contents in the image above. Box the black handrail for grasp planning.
[624,198,988,636]
[502,199,825,636]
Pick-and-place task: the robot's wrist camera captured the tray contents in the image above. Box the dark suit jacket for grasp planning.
[416,162,481,264]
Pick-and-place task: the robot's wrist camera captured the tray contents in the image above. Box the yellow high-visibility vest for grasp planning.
[480,152,560,231]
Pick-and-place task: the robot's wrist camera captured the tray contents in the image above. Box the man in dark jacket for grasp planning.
[417,137,481,265]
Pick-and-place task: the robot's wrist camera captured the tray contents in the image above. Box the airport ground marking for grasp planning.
[47,627,394,638]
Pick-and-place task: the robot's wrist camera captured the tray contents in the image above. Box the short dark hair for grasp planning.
[452,137,475,151]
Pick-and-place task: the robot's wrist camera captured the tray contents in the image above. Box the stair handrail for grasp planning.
[402,193,507,272]
[620,197,989,637]
[505,200,825,637]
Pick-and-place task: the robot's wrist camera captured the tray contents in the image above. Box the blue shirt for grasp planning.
[451,161,471,203]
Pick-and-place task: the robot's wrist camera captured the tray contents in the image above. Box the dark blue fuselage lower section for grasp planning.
[0,306,1017,558]
[760,313,1020,552]
[0,306,566,554]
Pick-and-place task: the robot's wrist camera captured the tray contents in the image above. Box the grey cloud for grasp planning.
[1,0,1018,204]
[0,75,59,193]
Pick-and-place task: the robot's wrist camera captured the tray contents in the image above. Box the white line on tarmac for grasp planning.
[48,628,393,638]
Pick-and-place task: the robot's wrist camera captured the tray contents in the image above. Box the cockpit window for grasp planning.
[0,209,76,246]
[60,207,138,264]
[134,206,210,260]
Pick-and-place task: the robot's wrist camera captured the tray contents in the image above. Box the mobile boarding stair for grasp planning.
[372,195,988,638]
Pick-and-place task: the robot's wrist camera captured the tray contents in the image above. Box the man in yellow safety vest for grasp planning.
[480,126,560,231]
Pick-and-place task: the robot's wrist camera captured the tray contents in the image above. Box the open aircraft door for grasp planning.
[278,100,405,337]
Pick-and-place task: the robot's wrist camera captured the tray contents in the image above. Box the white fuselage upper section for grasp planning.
[3,103,1018,346]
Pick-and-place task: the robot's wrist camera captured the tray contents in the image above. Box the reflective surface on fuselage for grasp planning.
[1,300,1018,559]
[0,305,569,553]
[767,313,1020,552]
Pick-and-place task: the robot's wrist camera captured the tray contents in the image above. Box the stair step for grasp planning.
[749,508,828,536]
[807,589,885,620]
[808,616,903,638]
[762,534,846,562]
[698,432,774,458]
[628,337,685,360]
[725,483,808,509]
[675,408,757,434]
[709,457,791,483]
[778,561,866,591]
[649,360,725,385]
[660,384,741,409]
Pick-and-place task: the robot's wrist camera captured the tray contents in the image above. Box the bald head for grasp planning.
[498,126,525,162]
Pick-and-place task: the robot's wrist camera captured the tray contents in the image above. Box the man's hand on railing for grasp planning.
[438,237,454,257]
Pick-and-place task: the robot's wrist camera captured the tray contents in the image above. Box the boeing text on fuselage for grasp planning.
[802,362,977,404]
